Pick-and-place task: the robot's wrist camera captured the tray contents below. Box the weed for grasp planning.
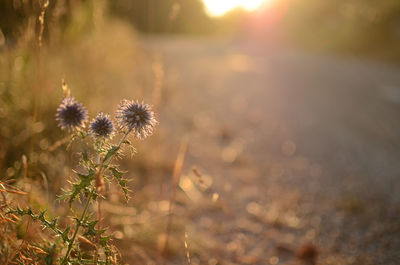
[4,84,157,264]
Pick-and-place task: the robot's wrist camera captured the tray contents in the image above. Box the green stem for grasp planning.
[94,150,101,264]
[100,128,132,170]
[61,129,132,264]
[61,188,95,265]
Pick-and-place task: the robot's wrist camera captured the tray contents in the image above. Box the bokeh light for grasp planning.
[202,0,267,16]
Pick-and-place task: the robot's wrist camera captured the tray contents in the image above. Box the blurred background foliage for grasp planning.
[0,2,173,260]
[1,0,400,59]
[109,0,400,61]
[0,0,145,185]
[1,0,400,189]
[109,0,215,34]
[282,0,400,61]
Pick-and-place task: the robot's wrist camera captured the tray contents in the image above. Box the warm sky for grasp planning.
[202,0,269,16]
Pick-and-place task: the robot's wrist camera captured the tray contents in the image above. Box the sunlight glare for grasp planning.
[203,0,266,17]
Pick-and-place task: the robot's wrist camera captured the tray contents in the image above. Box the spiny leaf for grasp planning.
[66,170,95,207]
[81,220,98,237]
[61,227,71,242]
[79,149,95,170]
[108,167,130,201]
[129,145,137,158]
[11,208,67,242]
[103,145,120,163]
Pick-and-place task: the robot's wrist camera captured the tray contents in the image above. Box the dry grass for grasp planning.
[2,1,400,265]
[0,2,196,264]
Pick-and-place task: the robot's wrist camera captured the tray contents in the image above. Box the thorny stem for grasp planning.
[101,127,132,168]
[62,129,132,264]
[95,196,101,265]
[97,128,132,178]
[118,127,132,148]
[95,153,101,265]
[61,188,95,265]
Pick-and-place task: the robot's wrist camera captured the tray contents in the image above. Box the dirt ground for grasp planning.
[128,36,400,265]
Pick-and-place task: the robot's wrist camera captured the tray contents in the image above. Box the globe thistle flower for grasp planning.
[90,112,114,138]
[116,100,157,139]
[56,97,88,131]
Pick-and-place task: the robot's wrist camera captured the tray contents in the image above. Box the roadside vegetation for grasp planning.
[1,0,399,264]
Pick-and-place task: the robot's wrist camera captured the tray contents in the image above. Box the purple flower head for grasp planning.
[56,97,88,131]
[116,100,157,139]
[90,112,114,138]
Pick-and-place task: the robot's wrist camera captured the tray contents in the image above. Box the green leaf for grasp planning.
[10,208,66,242]
[103,145,120,163]
[82,219,98,237]
[61,227,71,242]
[66,170,95,206]
[109,167,130,201]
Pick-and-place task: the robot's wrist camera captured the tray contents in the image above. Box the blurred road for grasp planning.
[145,37,400,264]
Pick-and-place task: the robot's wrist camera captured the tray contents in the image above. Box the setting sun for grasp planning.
[202,0,266,17]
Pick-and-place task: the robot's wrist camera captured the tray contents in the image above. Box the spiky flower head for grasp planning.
[56,97,88,131]
[90,112,114,138]
[116,100,157,139]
